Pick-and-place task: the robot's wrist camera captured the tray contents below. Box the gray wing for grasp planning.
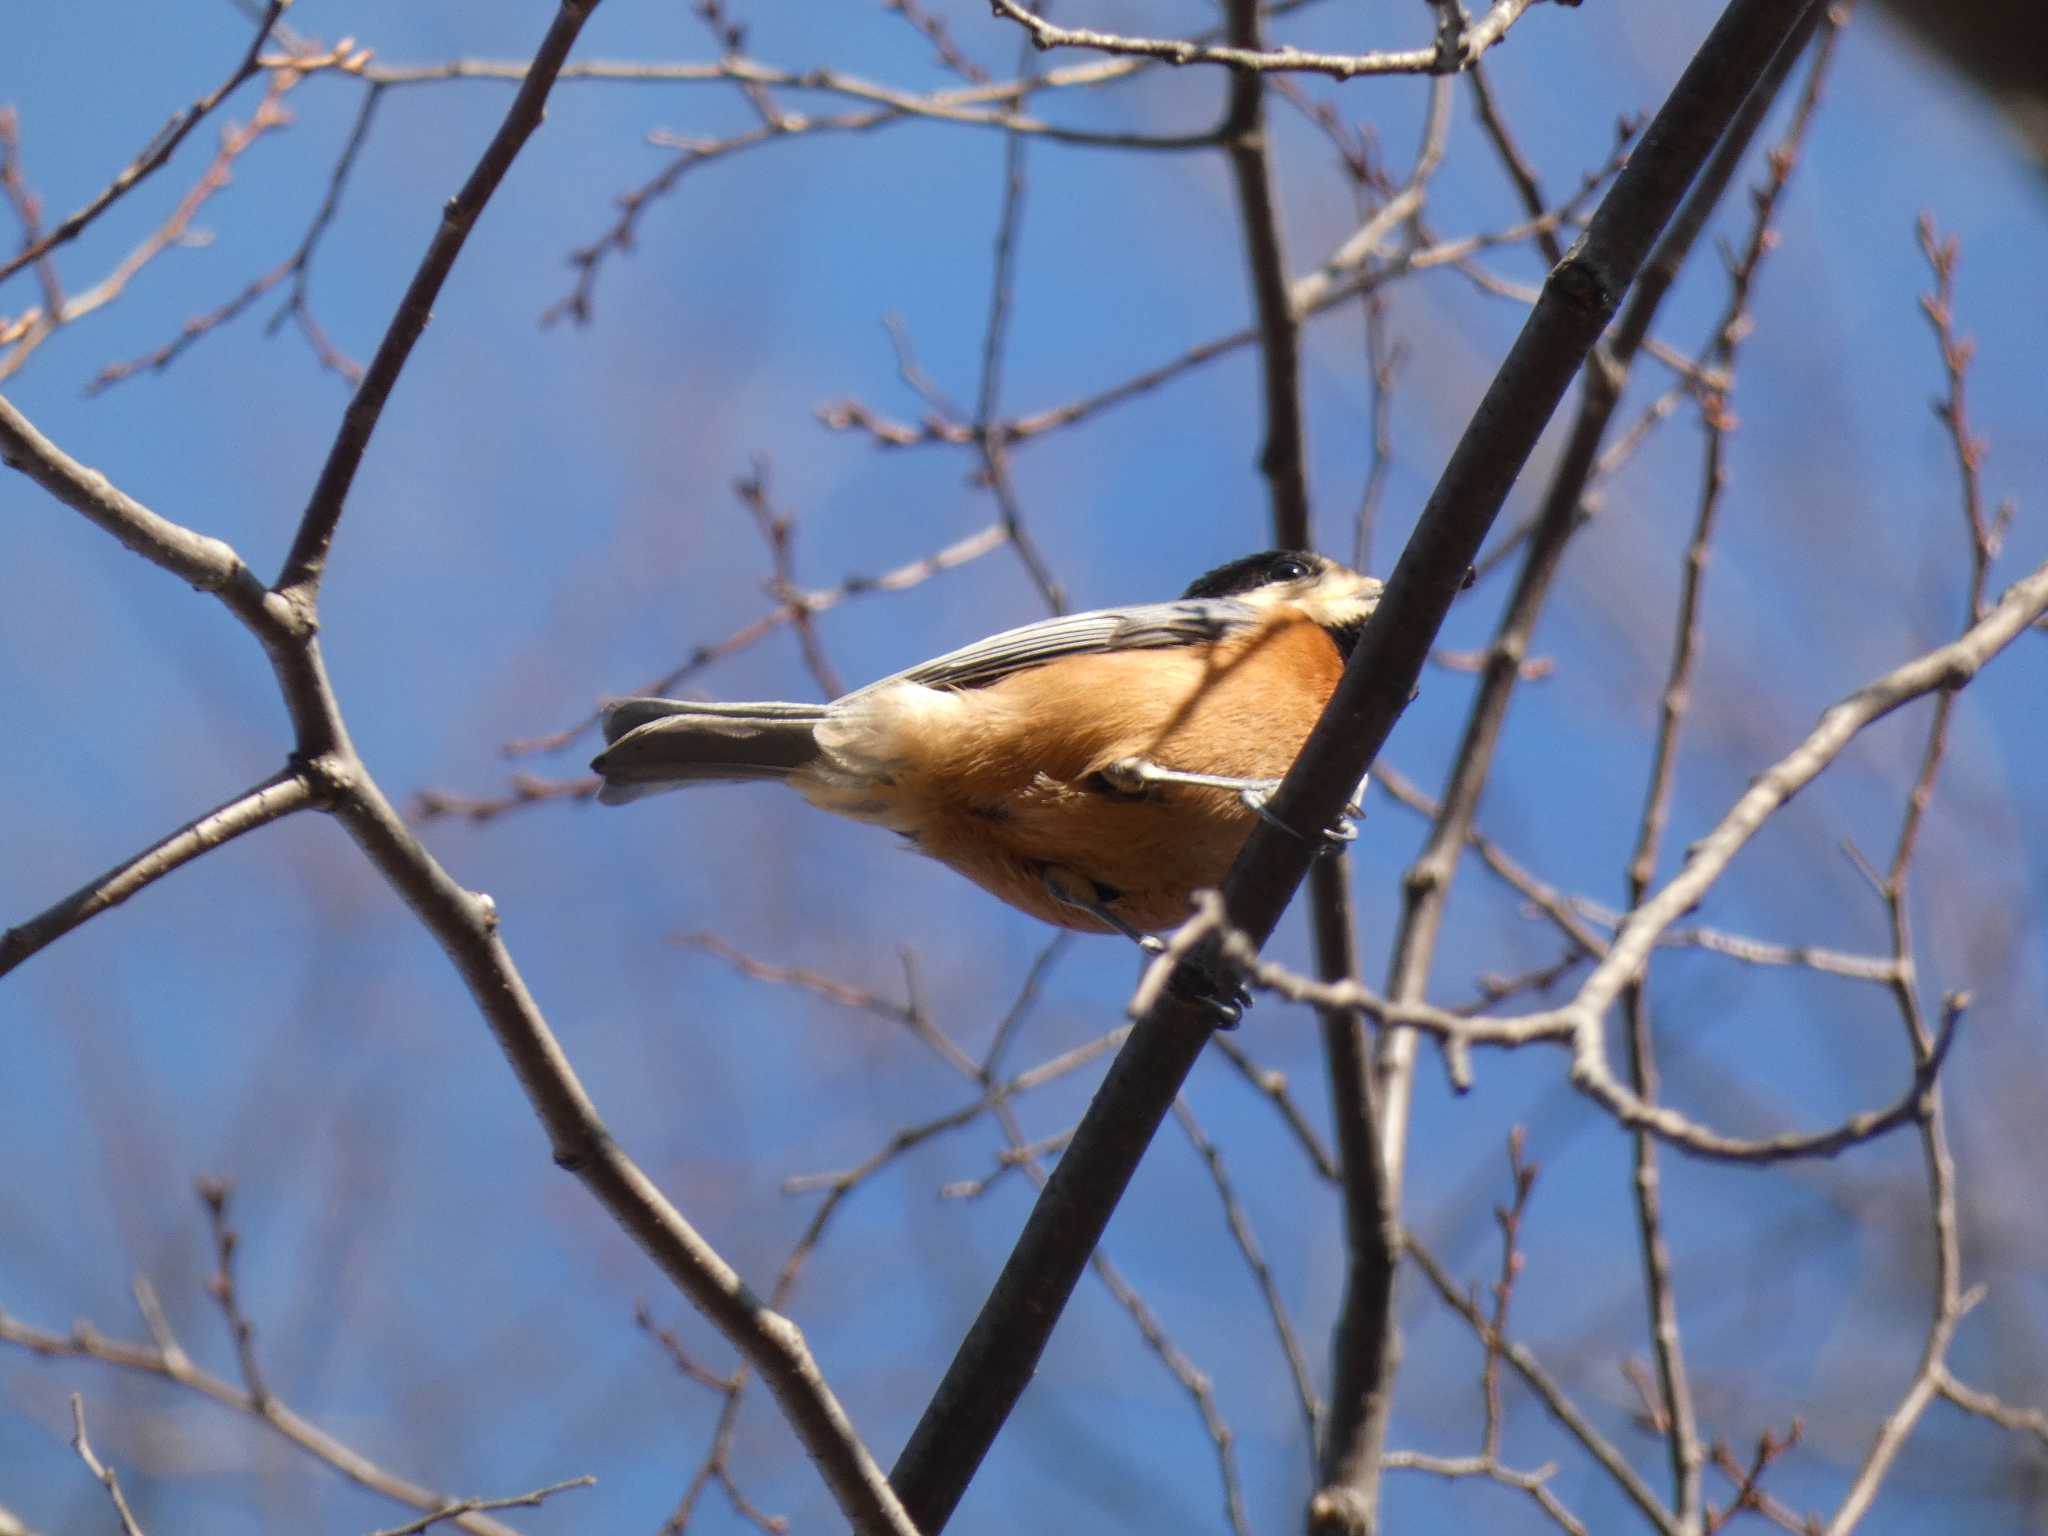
[872,598,1264,695]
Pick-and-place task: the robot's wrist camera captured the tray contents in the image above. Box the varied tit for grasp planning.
[592,549,1381,944]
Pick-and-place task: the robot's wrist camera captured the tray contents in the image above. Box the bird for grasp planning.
[592,549,1381,945]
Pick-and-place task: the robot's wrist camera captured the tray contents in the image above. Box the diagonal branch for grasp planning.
[1568,557,2048,1036]
[0,391,268,606]
[1308,74,1454,1536]
[887,4,1822,1529]
[277,0,598,596]
[0,770,317,980]
[1372,2,1828,1195]
[2,5,916,1528]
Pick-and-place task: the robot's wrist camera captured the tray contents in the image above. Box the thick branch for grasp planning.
[322,765,917,1536]
[1307,76,1453,1536]
[0,391,269,610]
[1373,1,1826,1188]
[3,4,916,1525]
[887,3,1819,1528]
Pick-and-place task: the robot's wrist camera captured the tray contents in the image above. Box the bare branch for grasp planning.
[1465,60,1566,267]
[1937,1372,2048,1449]
[2,75,300,383]
[368,1477,597,1536]
[1,771,315,979]
[1173,1098,1322,1446]
[1372,4,1827,1198]
[1573,558,2048,1047]
[509,521,1008,759]
[1407,1237,1677,1536]
[0,1299,530,1536]
[971,37,1067,615]
[0,108,64,327]
[891,7,1824,1527]
[0,1,288,287]
[0,391,266,607]
[68,1395,148,1536]
[1,7,915,1524]
[88,82,383,394]
[1222,0,1310,547]
[986,0,1544,78]
[1380,1450,1585,1536]
[196,1179,270,1408]
[1825,215,2009,1536]
[1614,21,1843,1519]
[279,0,603,595]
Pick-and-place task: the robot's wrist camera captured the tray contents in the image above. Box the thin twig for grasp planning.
[1616,22,1842,1519]
[543,59,1220,326]
[0,108,65,328]
[1381,1449,1585,1536]
[1825,209,1998,1536]
[1406,1237,1677,1535]
[822,127,1614,456]
[88,81,383,393]
[972,26,1066,615]
[1704,1421,1803,1536]
[509,521,1009,759]
[1482,1129,1537,1459]
[735,461,845,698]
[69,1395,148,1536]
[368,1477,598,1536]
[412,772,602,822]
[196,1178,270,1409]
[0,0,289,286]
[2,75,300,383]
[279,0,604,596]
[1936,1372,2048,1448]
[1371,5,1827,1200]
[1465,59,1565,267]
[1173,1098,1322,1447]
[0,1297,528,1536]
[1,771,316,978]
[986,0,1542,78]
[1222,0,1309,546]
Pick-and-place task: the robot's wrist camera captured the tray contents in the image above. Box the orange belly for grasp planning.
[797,615,1345,933]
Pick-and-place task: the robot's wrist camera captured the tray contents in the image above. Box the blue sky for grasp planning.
[4,3,2047,1533]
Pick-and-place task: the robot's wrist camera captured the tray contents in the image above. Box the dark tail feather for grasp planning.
[592,698,827,804]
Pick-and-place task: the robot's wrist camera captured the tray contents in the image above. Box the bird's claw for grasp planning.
[1238,784,1361,856]
[1101,757,1362,854]
[1165,958,1252,1028]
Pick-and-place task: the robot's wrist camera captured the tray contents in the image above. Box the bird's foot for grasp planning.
[1101,757,1362,855]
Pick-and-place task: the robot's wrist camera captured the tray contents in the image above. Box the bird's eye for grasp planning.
[1271,556,1311,582]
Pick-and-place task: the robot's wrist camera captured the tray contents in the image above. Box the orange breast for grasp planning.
[801,614,1346,933]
